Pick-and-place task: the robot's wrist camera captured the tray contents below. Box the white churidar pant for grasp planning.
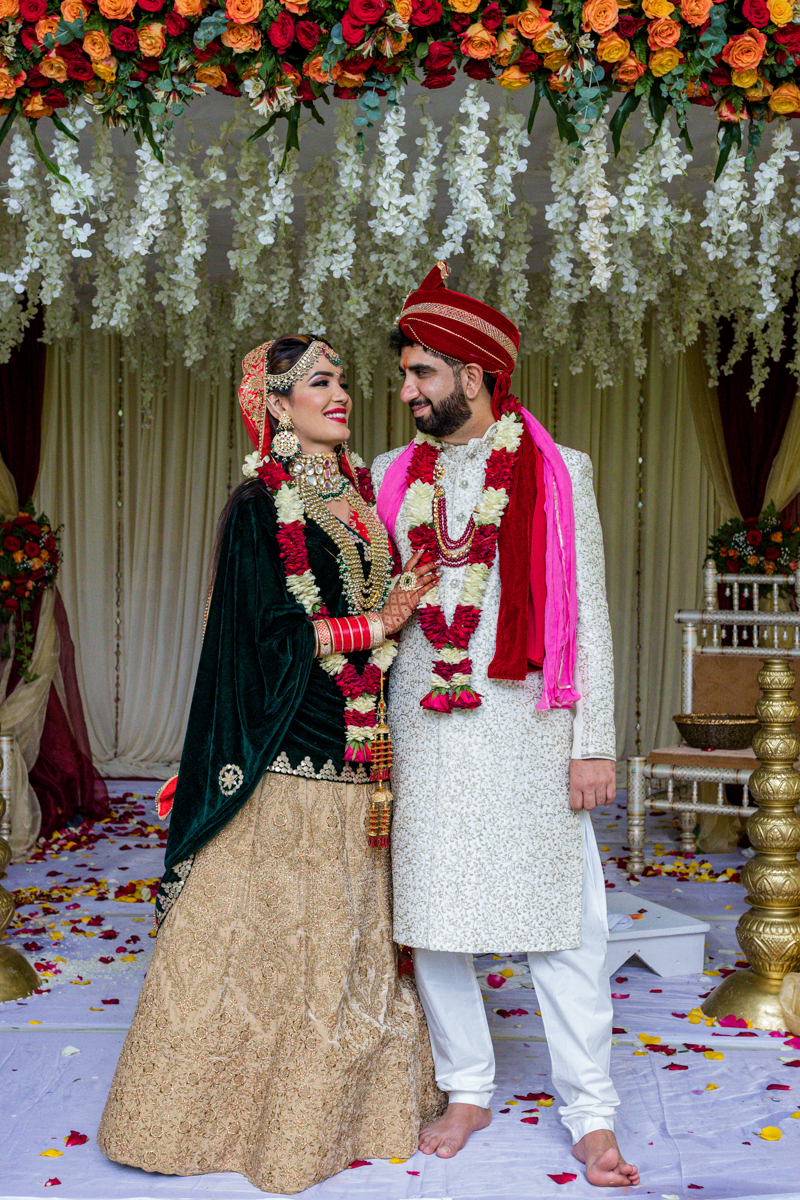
[412,812,619,1143]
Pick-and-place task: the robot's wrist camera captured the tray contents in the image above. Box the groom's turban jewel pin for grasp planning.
[380,262,580,709]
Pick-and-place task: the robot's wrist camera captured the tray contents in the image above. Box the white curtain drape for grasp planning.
[38,324,720,774]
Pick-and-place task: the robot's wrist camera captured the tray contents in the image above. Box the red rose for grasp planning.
[410,0,442,26]
[296,19,322,48]
[268,11,295,51]
[450,11,469,32]
[481,1,503,30]
[709,62,730,85]
[24,541,39,557]
[333,83,361,96]
[138,0,165,8]
[617,13,644,35]
[258,459,291,489]
[764,545,781,561]
[4,536,21,553]
[425,39,454,69]
[742,0,770,26]
[348,0,387,21]
[341,11,365,44]
[58,41,83,60]
[220,81,241,95]
[164,9,186,34]
[44,88,68,106]
[21,27,39,50]
[422,66,455,87]
[464,58,494,79]
[19,0,46,19]
[774,26,800,53]
[139,56,161,71]
[746,529,762,547]
[14,583,26,598]
[25,65,48,87]
[111,25,138,50]
[66,56,95,81]
[295,77,314,100]
[342,53,374,70]
[744,516,759,527]
[517,47,541,70]
[374,56,402,72]
[3,597,20,612]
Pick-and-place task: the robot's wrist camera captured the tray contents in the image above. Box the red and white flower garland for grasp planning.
[405,403,524,713]
[254,451,397,763]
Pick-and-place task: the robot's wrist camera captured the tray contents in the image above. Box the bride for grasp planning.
[98,335,444,1194]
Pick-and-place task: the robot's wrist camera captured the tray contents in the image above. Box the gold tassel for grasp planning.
[368,673,393,849]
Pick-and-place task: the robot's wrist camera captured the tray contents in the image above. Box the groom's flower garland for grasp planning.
[405,400,523,713]
[254,452,398,764]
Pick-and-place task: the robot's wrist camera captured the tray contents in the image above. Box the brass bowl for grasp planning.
[673,714,758,752]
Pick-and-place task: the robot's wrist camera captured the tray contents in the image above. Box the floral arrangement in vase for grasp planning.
[0,504,61,681]
[709,501,800,580]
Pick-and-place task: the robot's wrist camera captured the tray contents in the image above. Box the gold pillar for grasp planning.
[703,658,800,1030]
[0,738,39,1002]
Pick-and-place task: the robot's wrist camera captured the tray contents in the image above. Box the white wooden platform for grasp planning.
[606,892,710,977]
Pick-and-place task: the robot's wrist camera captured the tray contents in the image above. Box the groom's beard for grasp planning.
[411,375,471,438]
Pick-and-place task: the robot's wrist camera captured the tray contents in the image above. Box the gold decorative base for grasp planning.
[0,944,39,1003]
[701,969,787,1031]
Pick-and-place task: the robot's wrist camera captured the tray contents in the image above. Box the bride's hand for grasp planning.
[379,550,439,636]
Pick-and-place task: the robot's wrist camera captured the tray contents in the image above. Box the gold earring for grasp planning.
[271,410,300,460]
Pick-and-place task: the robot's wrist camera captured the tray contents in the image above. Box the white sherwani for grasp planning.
[372,430,615,955]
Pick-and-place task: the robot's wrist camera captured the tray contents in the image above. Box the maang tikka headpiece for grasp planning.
[238,338,343,458]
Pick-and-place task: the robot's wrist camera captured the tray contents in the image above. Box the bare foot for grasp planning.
[573,1129,640,1188]
[418,1102,492,1158]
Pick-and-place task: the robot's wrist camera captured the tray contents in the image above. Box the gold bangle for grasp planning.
[366,611,385,650]
[313,622,321,658]
[316,617,333,657]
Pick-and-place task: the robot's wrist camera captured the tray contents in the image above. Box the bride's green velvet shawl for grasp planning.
[161,481,358,883]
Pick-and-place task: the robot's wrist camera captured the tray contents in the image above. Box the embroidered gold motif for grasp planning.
[219,764,244,796]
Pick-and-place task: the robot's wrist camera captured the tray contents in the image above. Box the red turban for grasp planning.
[398,261,546,679]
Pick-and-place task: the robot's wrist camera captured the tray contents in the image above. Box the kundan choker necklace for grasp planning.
[291,451,349,499]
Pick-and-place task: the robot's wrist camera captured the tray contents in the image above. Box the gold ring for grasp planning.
[399,571,418,592]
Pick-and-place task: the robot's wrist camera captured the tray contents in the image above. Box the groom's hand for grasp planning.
[568,758,616,811]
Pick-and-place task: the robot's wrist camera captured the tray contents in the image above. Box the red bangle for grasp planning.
[325,616,372,654]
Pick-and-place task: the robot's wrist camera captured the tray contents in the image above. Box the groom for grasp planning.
[372,263,638,1188]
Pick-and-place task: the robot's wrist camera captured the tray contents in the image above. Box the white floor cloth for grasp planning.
[1,782,800,1199]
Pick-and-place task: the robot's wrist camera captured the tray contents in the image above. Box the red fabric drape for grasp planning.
[1,311,108,838]
[717,311,798,519]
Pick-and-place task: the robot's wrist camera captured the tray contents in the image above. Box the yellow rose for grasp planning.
[596,30,630,61]
[460,21,497,58]
[769,81,800,114]
[0,0,20,17]
[221,21,262,51]
[511,1,553,39]
[494,30,518,65]
[93,56,117,82]
[767,0,793,24]
[642,0,673,14]
[543,48,568,68]
[448,0,481,11]
[582,0,618,33]
[498,63,532,89]
[22,93,52,118]
[195,64,227,87]
[745,76,772,100]
[771,531,783,542]
[649,46,681,74]
[338,67,366,88]
[40,53,68,82]
[394,0,413,18]
[731,67,757,88]
[137,22,165,57]
[82,30,111,61]
[97,0,135,17]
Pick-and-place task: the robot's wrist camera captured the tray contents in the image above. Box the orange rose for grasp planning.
[195,64,227,87]
[722,28,766,72]
[280,0,310,11]
[221,21,262,50]
[97,0,135,17]
[642,0,673,14]
[767,0,792,24]
[303,54,330,82]
[731,67,757,88]
[82,29,111,60]
[647,17,680,48]
[679,0,710,24]
[511,1,553,38]
[498,63,532,88]
[494,30,518,64]
[614,51,646,86]
[769,81,800,113]
[745,75,772,101]
[40,53,68,81]
[0,67,21,99]
[448,0,481,11]
[93,55,117,82]
[582,0,619,34]
[225,0,261,19]
[60,0,88,19]
[460,21,497,58]
[137,22,165,57]
[22,92,53,118]
[547,69,569,92]
[649,46,681,74]
[0,0,20,16]
[596,30,629,61]
[174,0,207,14]
[338,67,365,87]
[394,0,412,18]
[34,15,60,42]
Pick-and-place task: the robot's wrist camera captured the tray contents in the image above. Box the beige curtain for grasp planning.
[683,339,740,521]
[38,324,721,775]
[764,395,800,512]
